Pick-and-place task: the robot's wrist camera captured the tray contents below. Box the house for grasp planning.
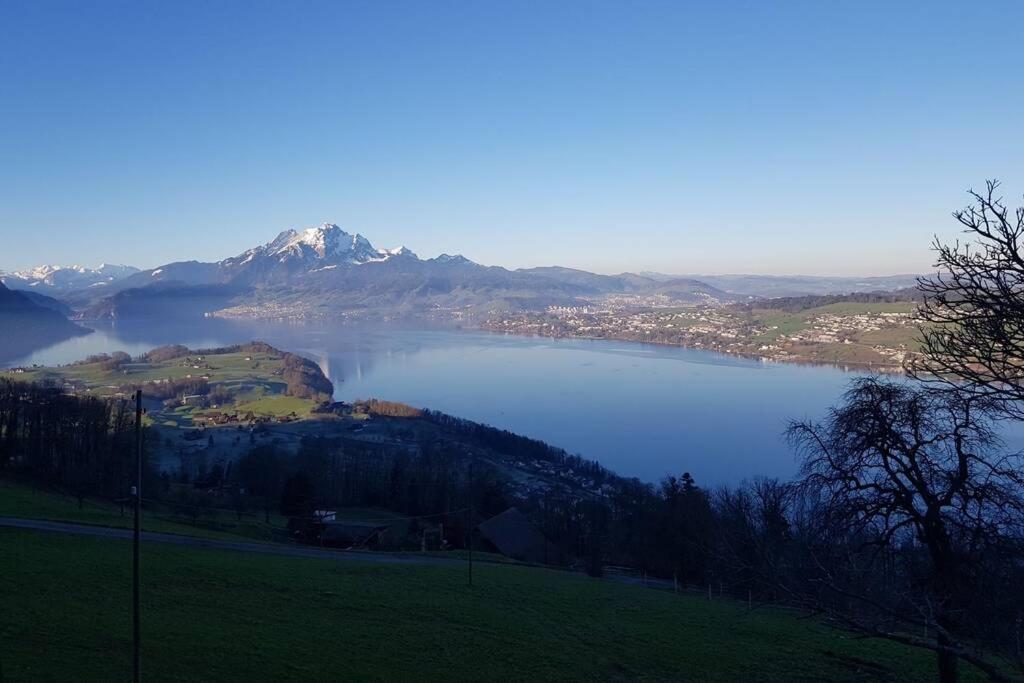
[181,394,205,407]
[475,507,566,565]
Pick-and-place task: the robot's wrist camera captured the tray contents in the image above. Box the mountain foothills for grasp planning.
[0,281,90,360]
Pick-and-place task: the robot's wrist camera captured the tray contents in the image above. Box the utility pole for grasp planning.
[467,460,474,587]
[133,389,142,683]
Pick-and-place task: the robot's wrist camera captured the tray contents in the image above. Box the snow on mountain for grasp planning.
[378,246,418,259]
[224,223,416,270]
[2,263,140,293]
[431,254,472,265]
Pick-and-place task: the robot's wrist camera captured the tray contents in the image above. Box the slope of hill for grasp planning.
[1,526,962,682]
[0,282,91,361]
[16,289,74,316]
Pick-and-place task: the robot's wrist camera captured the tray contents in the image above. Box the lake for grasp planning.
[2,320,867,485]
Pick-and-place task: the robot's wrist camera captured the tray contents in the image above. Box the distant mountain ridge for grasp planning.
[13,223,920,322]
[650,273,925,298]
[1,263,139,294]
[72,224,741,321]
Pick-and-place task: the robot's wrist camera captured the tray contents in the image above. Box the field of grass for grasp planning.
[0,479,510,561]
[0,479,286,543]
[1,347,326,432]
[808,302,916,316]
[746,302,919,352]
[858,325,922,350]
[231,394,317,418]
[749,310,808,342]
[1,351,285,388]
[0,527,972,682]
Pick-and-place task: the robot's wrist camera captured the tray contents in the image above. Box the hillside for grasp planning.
[2,341,333,406]
[0,525,963,682]
[0,344,617,504]
[0,281,91,361]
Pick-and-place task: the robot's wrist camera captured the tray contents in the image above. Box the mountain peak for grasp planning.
[2,263,140,292]
[378,246,417,259]
[432,254,472,265]
[229,223,417,270]
[273,223,376,262]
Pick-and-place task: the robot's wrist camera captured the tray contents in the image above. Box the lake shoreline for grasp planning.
[470,326,908,375]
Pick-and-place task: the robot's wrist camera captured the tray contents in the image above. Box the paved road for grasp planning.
[1,517,699,599]
[0,517,464,567]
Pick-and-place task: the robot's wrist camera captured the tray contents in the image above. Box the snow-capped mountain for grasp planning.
[76,222,733,321]
[223,224,417,272]
[2,263,140,294]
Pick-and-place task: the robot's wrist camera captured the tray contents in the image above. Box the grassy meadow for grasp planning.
[0,526,971,683]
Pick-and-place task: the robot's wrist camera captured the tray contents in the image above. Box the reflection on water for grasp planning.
[4,319,863,485]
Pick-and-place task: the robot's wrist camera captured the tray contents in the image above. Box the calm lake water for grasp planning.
[3,320,870,485]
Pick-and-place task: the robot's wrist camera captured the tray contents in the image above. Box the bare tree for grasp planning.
[788,378,1024,682]
[915,181,1024,417]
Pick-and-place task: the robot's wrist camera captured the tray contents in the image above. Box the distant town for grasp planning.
[483,295,919,370]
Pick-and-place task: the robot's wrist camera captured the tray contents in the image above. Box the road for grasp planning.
[1,517,671,592]
[0,517,464,567]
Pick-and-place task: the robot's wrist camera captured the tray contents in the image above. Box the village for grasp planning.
[483,300,919,369]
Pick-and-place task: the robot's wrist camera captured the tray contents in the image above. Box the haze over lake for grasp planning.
[3,321,865,484]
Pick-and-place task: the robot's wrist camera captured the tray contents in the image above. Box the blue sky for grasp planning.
[1,1,1022,275]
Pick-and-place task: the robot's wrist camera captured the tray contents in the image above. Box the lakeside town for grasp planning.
[482,297,919,369]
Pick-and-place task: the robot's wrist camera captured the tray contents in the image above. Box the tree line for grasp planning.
[0,379,152,506]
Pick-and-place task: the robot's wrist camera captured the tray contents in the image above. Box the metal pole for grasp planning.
[468,461,473,587]
[133,389,142,683]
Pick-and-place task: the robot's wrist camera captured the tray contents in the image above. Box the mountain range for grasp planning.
[0,263,140,294]
[1,224,923,323]
[40,224,737,321]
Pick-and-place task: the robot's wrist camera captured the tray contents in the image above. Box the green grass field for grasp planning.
[0,479,285,542]
[0,351,289,388]
[808,302,916,316]
[1,352,275,388]
[751,310,807,341]
[0,527,970,683]
[230,394,317,417]
[746,302,919,351]
[1,347,325,432]
[0,480,511,562]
